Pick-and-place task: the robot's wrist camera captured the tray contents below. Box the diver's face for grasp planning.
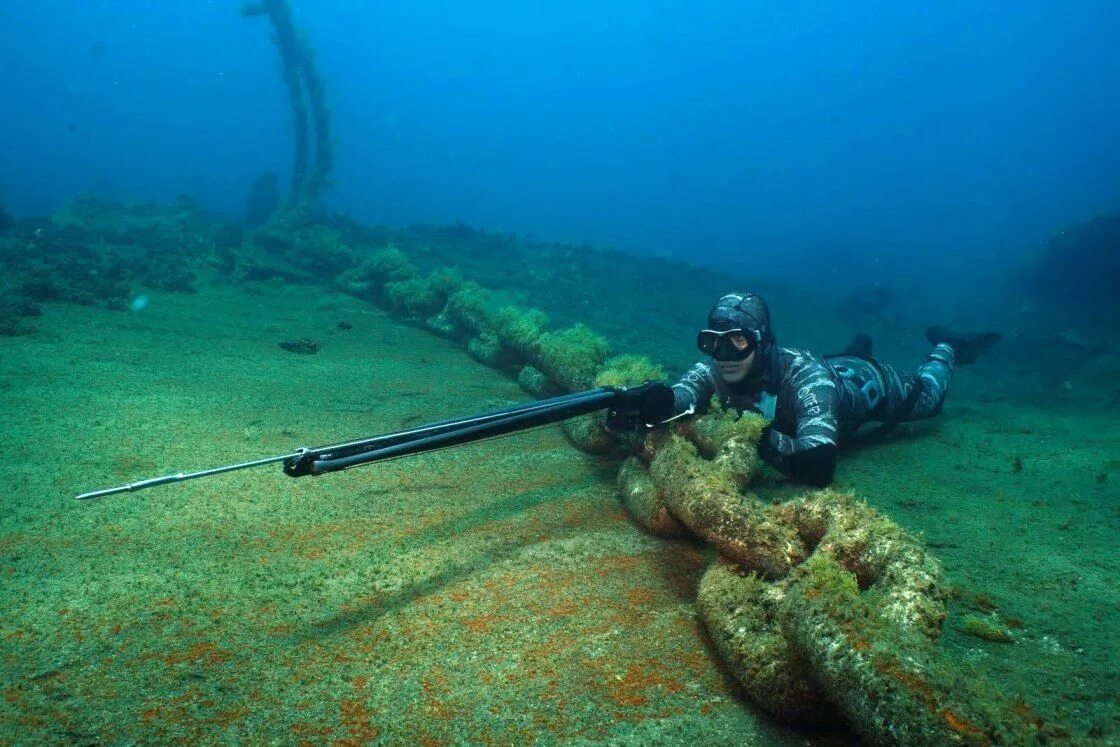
[716,350,755,383]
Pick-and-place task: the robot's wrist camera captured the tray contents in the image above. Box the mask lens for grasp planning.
[727,333,751,352]
[697,329,753,361]
[697,330,720,355]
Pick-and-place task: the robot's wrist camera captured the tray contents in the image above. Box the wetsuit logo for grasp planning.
[797,386,821,416]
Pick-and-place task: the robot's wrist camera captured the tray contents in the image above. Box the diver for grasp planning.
[670,292,1001,487]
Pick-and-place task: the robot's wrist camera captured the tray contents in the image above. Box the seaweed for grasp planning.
[959,614,1015,643]
[536,324,611,392]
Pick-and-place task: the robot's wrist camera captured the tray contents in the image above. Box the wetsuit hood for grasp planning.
[707,292,775,376]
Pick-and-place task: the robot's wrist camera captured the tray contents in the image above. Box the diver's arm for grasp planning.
[670,362,718,417]
[758,436,838,487]
[758,365,840,487]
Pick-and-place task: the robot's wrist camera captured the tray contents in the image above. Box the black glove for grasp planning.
[757,424,785,471]
[757,424,837,487]
[605,382,675,431]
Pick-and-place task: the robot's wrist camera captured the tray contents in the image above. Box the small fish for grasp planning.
[128,295,149,312]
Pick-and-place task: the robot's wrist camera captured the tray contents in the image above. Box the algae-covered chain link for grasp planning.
[621,408,1042,743]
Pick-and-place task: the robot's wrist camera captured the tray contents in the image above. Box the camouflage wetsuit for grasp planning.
[671,342,956,486]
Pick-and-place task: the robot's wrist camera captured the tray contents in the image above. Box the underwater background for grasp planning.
[1,1,1118,744]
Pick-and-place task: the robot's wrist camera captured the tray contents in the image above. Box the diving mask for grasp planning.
[697,328,756,361]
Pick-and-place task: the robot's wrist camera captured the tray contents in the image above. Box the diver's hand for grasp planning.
[757,424,783,469]
[604,381,676,431]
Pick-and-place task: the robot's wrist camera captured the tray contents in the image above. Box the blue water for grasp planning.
[3,1,1119,301]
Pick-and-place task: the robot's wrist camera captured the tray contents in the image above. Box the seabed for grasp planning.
[1,227,1118,744]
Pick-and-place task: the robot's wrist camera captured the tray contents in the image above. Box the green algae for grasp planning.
[782,553,1039,745]
[0,279,810,745]
[493,305,550,359]
[629,402,1040,740]
[516,364,561,399]
[959,614,1015,643]
[536,323,612,392]
[466,330,512,369]
[4,197,1115,743]
[384,269,463,318]
[697,563,834,724]
[443,281,494,337]
[594,354,667,388]
[617,456,688,538]
[335,246,417,302]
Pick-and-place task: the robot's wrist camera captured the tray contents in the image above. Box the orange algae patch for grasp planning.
[545,598,580,617]
[940,708,987,740]
[875,655,995,740]
[420,666,459,722]
[337,698,380,745]
[873,656,937,707]
[1012,699,1044,728]
[562,504,591,526]
[598,659,687,709]
[162,642,233,667]
[208,706,250,729]
[597,553,644,574]
[1009,699,1065,737]
[462,613,508,634]
[670,648,715,674]
[289,721,333,739]
[135,687,247,738]
[510,635,580,678]
[625,587,655,606]
[840,621,872,651]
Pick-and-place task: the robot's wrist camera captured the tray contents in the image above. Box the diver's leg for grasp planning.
[881,325,1007,422]
[878,343,954,422]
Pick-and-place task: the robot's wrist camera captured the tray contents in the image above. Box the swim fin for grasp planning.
[926,325,1001,364]
[841,332,873,358]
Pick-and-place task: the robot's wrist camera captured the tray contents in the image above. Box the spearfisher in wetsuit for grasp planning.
[671,292,1001,487]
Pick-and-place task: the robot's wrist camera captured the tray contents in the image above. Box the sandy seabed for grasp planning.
[1,275,1117,743]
